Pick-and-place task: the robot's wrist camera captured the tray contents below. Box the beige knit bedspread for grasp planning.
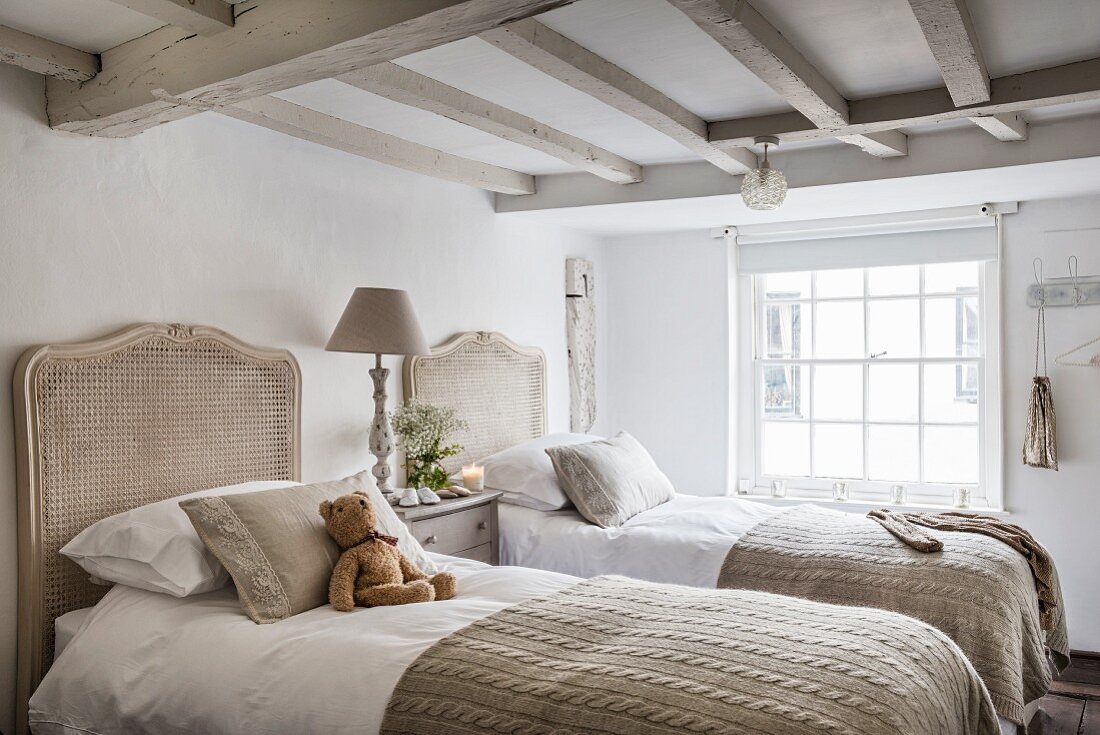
[381,575,998,735]
[718,505,1069,726]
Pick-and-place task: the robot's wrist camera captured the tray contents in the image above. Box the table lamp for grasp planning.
[326,287,429,494]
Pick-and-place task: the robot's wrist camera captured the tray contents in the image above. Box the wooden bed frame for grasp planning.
[403,330,547,473]
[12,323,301,733]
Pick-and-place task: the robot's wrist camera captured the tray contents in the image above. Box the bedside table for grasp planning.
[392,490,502,565]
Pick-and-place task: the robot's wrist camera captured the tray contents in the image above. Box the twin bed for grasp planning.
[15,325,1060,734]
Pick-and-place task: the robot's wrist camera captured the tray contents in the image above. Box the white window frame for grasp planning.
[736,261,1003,511]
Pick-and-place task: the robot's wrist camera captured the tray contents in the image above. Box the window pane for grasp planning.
[763,422,810,477]
[923,426,979,483]
[867,425,920,481]
[868,299,920,358]
[763,365,808,419]
[925,296,979,357]
[924,363,979,423]
[813,365,862,420]
[868,363,919,422]
[815,269,863,298]
[815,301,864,358]
[813,424,863,479]
[763,302,811,358]
[762,272,811,300]
[925,261,979,294]
[868,265,919,296]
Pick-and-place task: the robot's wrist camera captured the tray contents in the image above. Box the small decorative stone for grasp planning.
[435,489,459,499]
[398,487,420,507]
[416,487,442,505]
[447,485,471,497]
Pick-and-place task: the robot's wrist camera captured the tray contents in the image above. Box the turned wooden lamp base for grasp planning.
[369,354,396,494]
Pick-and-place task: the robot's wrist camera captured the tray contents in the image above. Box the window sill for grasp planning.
[733,490,1010,517]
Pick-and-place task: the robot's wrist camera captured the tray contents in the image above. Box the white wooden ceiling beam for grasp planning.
[481,19,757,175]
[340,63,643,184]
[665,0,899,157]
[837,129,909,158]
[45,0,574,138]
[907,0,990,106]
[223,95,535,195]
[709,56,1100,147]
[968,112,1027,141]
[0,24,98,82]
[666,0,847,127]
[104,0,233,37]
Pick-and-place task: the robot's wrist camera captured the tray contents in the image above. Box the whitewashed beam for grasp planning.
[666,0,847,127]
[665,0,899,157]
[497,115,1100,214]
[340,63,643,184]
[105,0,233,36]
[481,19,757,175]
[45,0,574,137]
[0,24,98,82]
[837,129,909,157]
[907,0,989,106]
[709,56,1100,147]
[223,95,535,195]
[969,112,1027,141]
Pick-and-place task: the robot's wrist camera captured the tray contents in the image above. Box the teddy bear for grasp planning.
[320,491,456,611]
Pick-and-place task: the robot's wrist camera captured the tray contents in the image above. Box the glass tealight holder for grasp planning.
[953,486,972,509]
[770,479,786,498]
[890,484,907,505]
[832,481,849,502]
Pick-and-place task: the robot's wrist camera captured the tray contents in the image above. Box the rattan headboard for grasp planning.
[13,323,301,731]
[404,331,546,473]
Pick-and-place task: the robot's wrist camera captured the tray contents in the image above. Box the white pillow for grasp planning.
[62,480,299,597]
[455,433,601,510]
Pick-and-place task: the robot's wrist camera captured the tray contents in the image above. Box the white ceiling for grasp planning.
[1,0,1098,196]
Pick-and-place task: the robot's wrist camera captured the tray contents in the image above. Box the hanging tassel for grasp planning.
[1023,304,1058,469]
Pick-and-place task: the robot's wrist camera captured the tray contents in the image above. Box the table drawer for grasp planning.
[451,543,493,564]
[410,504,491,556]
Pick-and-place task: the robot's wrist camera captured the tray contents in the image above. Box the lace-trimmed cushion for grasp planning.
[545,432,675,528]
[181,472,435,623]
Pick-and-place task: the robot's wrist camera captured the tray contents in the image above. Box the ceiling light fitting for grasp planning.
[741,135,788,211]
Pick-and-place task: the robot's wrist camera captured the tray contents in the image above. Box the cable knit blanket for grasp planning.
[381,575,998,735]
[718,505,1069,726]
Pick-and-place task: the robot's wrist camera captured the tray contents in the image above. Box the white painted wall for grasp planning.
[602,230,733,495]
[602,201,1100,652]
[0,63,607,732]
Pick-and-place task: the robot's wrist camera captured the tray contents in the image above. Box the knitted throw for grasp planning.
[718,505,1069,726]
[382,575,999,735]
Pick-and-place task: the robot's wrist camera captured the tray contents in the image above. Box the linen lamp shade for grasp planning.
[325,288,429,356]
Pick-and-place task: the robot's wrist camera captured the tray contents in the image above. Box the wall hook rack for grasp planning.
[1027,254,1100,307]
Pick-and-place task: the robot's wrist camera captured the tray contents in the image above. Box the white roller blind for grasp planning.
[735,205,1008,274]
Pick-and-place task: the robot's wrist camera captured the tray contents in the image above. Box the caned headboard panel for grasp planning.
[13,323,301,732]
[403,331,546,473]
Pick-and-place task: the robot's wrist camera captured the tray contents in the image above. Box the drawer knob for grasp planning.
[425,535,438,545]
[477,521,488,531]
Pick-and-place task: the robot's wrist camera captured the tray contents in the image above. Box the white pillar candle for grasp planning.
[461,464,485,492]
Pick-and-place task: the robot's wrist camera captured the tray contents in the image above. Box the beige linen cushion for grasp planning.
[180,471,435,623]
[545,432,675,528]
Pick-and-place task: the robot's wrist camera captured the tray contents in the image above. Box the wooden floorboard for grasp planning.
[1081,700,1100,735]
[1032,695,1086,735]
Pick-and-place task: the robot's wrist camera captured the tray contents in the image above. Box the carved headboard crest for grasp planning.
[403,331,547,473]
[13,323,301,732]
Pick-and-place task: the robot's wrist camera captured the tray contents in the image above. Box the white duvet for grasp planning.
[498,494,782,586]
[30,556,577,735]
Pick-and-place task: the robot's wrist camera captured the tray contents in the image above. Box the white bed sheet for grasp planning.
[29,555,577,735]
[498,494,782,587]
[52,607,93,662]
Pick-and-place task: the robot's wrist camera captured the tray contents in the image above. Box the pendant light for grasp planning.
[741,135,787,211]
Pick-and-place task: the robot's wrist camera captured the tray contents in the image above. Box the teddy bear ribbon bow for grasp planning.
[353,529,400,547]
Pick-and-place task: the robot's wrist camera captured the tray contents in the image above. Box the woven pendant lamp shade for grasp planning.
[326,288,429,356]
[741,136,788,211]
